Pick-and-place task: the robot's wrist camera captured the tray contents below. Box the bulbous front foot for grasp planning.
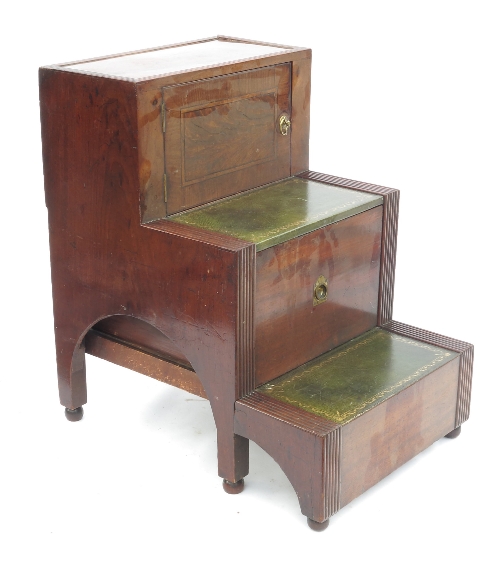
[65,406,84,422]
[222,478,244,494]
[445,426,461,439]
[307,517,329,531]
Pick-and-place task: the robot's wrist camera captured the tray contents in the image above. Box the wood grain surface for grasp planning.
[234,392,340,523]
[340,356,460,508]
[86,329,206,398]
[39,67,254,482]
[163,64,291,213]
[93,315,192,367]
[298,171,399,325]
[255,206,382,384]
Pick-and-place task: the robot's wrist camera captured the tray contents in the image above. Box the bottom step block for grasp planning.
[234,322,473,527]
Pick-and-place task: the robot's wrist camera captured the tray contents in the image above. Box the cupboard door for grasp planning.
[163,64,291,214]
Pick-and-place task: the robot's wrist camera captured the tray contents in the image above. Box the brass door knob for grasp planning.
[279,115,291,136]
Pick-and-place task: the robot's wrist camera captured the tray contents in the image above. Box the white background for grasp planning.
[1,1,498,561]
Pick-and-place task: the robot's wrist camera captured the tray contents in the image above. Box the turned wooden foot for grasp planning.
[445,426,461,439]
[65,406,84,422]
[222,478,244,494]
[307,518,329,531]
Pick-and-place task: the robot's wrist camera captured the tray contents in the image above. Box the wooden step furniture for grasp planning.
[39,36,473,530]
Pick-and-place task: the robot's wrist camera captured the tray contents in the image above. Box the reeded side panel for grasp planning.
[383,320,474,427]
[236,244,256,398]
[323,427,342,516]
[456,346,473,426]
[378,190,399,324]
[298,171,399,325]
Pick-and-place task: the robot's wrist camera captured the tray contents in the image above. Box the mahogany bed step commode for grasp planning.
[39,36,473,531]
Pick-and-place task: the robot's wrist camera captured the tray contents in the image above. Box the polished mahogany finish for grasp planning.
[235,323,472,527]
[85,329,206,398]
[40,37,313,485]
[93,316,191,368]
[299,171,400,325]
[40,37,473,530]
[163,64,291,213]
[255,206,382,384]
[40,62,253,483]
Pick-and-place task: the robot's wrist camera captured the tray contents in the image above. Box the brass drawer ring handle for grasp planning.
[313,275,328,306]
[279,115,291,136]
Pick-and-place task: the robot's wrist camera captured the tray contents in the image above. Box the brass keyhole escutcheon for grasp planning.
[279,115,291,136]
[313,275,328,306]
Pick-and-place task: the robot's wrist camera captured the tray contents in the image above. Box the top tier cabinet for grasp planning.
[40,36,312,221]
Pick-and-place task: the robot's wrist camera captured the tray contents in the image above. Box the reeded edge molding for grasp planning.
[456,346,473,426]
[382,320,474,427]
[378,189,399,324]
[297,170,396,196]
[382,320,472,352]
[297,171,399,325]
[236,245,256,398]
[41,37,308,84]
[237,392,340,436]
[145,218,250,251]
[324,427,342,515]
[146,220,256,399]
[236,392,341,517]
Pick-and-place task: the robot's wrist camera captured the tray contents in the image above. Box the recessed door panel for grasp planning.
[163,64,291,214]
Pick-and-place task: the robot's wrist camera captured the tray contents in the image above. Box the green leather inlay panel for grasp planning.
[169,177,382,251]
[259,328,459,425]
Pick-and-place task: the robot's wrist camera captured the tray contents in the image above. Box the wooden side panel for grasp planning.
[163,65,291,214]
[298,171,399,325]
[339,356,460,508]
[290,57,311,175]
[235,392,340,522]
[85,330,206,398]
[255,206,382,385]
[93,315,191,367]
[137,86,167,223]
[39,67,253,481]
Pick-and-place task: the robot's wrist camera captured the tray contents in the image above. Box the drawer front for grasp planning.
[163,64,291,214]
[255,206,383,386]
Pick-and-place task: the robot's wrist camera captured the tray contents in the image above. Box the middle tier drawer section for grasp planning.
[254,205,382,384]
[169,176,384,384]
